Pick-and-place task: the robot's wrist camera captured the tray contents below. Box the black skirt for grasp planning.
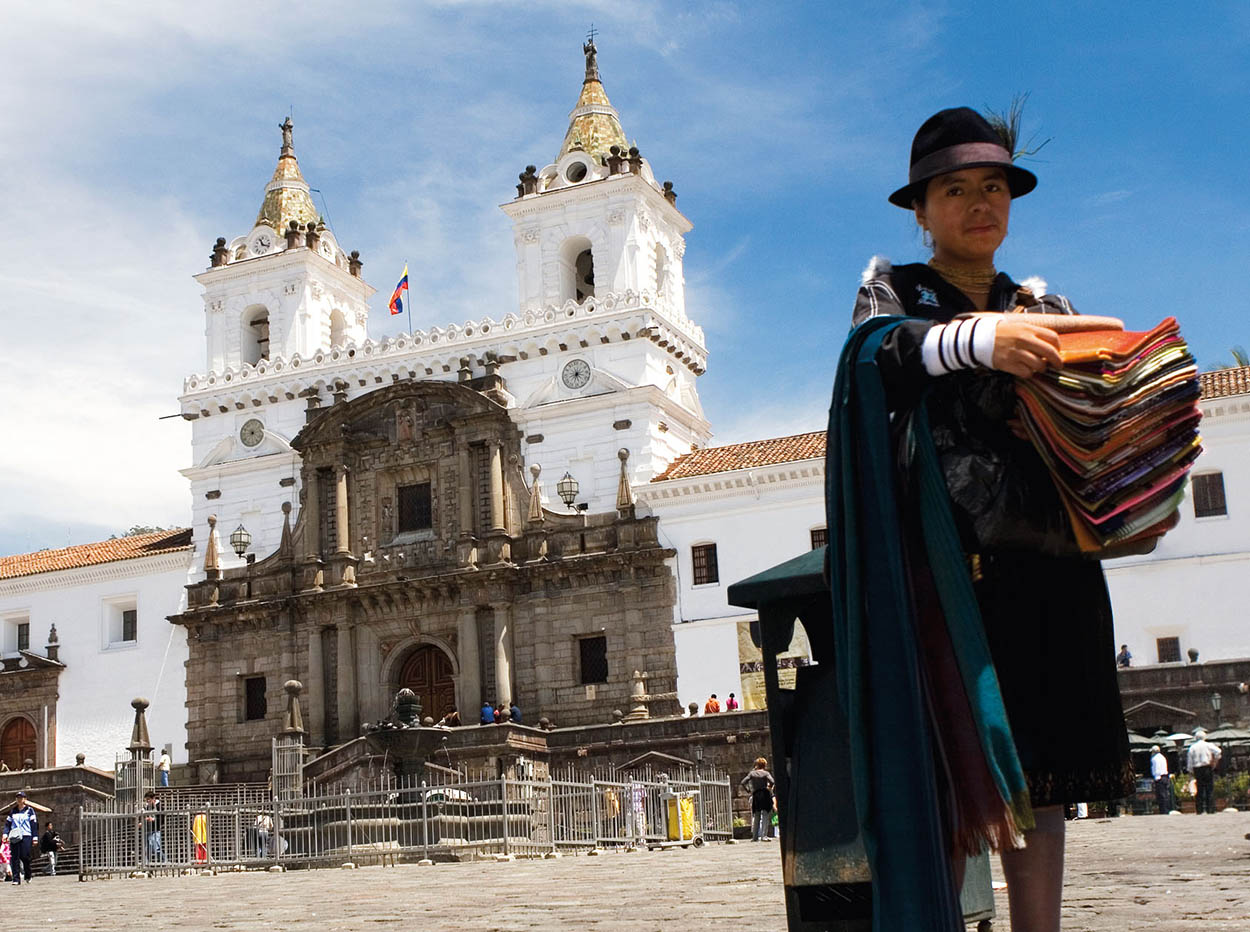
[974,551,1136,806]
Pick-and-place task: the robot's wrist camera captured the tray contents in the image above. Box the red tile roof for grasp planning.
[652,431,825,482]
[1200,365,1250,400]
[0,529,192,581]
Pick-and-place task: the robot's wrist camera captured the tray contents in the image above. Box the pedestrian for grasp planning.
[493,703,503,723]
[480,701,494,726]
[703,693,720,714]
[725,692,739,711]
[4,792,37,884]
[0,836,10,882]
[143,791,164,862]
[509,701,522,725]
[1116,644,1132,668]
[1149,745,1173,814]
[436,709,460,727]
[157,747,172,787]
[254,812,273,858]
[739,757,775,842]
[38,822,60,876]
[1187,729,1222,814]
[833,105,1157,931]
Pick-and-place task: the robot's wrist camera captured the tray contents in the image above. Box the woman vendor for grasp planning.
[830,107,1140,932]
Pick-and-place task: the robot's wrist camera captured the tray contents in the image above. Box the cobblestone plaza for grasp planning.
[26,811,1250,930]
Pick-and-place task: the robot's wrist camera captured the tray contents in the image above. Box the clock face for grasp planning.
[252,233,272,255]
[562,359,591,389]
[239,419,265,448]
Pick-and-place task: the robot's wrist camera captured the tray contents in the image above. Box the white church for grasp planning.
[0,42,1246,770]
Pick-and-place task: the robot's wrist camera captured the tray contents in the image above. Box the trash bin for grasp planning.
[662,791,697,841]
[728,547,995,931]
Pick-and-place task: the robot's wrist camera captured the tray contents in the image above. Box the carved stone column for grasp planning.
[336,623,357,741]
[306,627,325,744]
[304,470,321,558]
[488,443,505,533]
[456,446,478,566]
[485,443,511,564]
[457,610,482,715]
[334,465,350,554]
[493,604,514,707]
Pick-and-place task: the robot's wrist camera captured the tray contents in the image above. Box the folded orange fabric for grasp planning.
[1053,317,1180,365]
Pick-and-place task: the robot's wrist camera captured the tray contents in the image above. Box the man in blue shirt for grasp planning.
[480,701,494,725]
[4,791,38,885]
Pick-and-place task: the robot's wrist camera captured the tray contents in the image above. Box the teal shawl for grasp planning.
[825,317,1033,932]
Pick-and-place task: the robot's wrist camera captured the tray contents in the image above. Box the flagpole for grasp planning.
[405,259,413,337]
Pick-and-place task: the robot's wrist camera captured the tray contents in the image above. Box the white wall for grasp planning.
[1105,399,1250,664]
[639,459,824,710]
[0,552,192,767]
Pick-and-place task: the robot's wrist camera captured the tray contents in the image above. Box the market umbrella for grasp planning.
[1205,723,1250,745]
[1148,730,1176,747]
[1126,730,1157,750]
[1166,732,1196,743]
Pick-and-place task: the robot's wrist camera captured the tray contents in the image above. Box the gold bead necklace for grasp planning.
[928,258,997,296]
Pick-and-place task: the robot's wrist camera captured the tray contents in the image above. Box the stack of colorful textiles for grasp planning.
[1014,316,1202,553]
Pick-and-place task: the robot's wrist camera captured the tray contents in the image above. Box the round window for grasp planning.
[565,161,588,183]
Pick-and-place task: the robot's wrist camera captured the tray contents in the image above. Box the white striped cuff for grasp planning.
[921,317,1000,375]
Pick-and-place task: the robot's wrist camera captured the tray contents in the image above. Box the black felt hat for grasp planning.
[889,107,1037,208]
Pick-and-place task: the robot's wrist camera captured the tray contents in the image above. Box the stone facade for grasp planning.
[0,652,62,770]
[172,378,681,782]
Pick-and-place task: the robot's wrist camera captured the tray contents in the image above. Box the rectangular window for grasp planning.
[1157,637,1181,664]
[103,597,138,647]
[1192,473,1227,518]
[579,636,608,685]
[244,676,267,721]
[15,623,28,653]
[397,483,433,533]
[692,543,719,585]
[121,609,137,643]
[810,528,828,550]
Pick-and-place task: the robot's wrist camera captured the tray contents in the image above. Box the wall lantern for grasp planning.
[230,523,253,558]
[556,472,580,511]
[1211,691,1222,716]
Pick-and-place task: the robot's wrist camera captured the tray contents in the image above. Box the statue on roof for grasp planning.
[279,117,294,153]
[583,38,600,83]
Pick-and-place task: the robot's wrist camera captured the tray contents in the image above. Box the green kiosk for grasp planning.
[727,547,995,931]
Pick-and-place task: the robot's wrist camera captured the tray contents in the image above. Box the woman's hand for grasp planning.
[991,320,1062,377]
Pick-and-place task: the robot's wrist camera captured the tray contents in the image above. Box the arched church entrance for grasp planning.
[0,717,35,771]
[397,645,456,722]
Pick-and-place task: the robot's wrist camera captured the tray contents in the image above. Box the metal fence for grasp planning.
[79,764,732,878]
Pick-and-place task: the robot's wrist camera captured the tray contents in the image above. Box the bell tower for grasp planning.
[195,119,375,375]
[497,40,711,501]
[501,39,692,321]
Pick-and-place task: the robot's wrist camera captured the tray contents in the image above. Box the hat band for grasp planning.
[909,142,1013,185]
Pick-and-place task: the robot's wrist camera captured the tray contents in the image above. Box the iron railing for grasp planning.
[80,764,731,878]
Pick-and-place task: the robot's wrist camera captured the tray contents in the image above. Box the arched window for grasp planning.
[329,309,347,348]
[560,236,595,304]
[655,244,668,296]
[0,717,35,771]
[242,306,270,365]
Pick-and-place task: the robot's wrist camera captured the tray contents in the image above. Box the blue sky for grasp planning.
[1,1,1247,555]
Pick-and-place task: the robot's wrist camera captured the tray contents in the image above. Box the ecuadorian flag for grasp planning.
[388,265,409,315]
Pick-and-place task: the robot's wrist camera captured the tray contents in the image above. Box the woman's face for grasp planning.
[914,166,1011,266]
